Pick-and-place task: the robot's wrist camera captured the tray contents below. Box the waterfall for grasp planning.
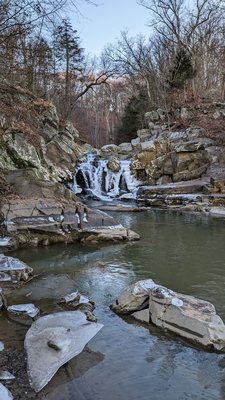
[72,153,140,200]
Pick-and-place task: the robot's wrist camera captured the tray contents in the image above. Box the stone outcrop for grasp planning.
[25,311,103,392]
[111,280,225,351]
[0,82,85,182]
[0,194,139,248]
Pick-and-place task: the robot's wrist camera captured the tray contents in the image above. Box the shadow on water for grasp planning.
[2,209,225,399]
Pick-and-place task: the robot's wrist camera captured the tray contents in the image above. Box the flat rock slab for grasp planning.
[84,227,140,242]
[25,311,103,392]
[137,179,208,197]
[7,304,39,318]
[0,383,13,399]
[0,254,33,282]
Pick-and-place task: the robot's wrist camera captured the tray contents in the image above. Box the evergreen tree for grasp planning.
[54,19,84,116]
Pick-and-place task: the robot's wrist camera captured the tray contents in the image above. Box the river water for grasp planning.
[3,210,225,399]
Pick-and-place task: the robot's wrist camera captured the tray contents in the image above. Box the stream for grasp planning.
[2,209,225,400]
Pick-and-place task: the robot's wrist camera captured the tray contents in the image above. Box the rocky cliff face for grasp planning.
[98,105,225,195]
[0,81,85,182]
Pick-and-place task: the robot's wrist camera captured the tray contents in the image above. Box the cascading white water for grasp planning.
[72,153,140,200]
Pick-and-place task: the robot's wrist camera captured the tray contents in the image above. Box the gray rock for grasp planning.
[110,279,155,314]
[0,254,33,282]
[7,304,39,318]
[118,142,132,153]
[112,279,225,351]
[148,285,225,351]
[0,371,15,380]
[25,311,103,392]
[137,129,151,138]
[132,309,150,323]
[0,383,13,399]
[0,342,4,351]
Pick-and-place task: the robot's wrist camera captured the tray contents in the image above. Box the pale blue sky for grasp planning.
[73,0,152,56]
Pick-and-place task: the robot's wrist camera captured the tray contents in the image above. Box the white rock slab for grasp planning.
[0,383,13,399]
[25,311,103,392]
[7,304,39,318]
[0,341,4,351]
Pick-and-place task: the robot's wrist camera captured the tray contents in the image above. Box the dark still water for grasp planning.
[3,210,225,400]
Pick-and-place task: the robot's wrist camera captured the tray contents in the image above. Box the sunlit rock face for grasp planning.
[111,279,225,352]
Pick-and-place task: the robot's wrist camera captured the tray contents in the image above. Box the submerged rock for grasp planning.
[111,279,225,351]
[0,383,13,399]
[7,304,39,319]
[0,254,33,283]
[25,311,103,392]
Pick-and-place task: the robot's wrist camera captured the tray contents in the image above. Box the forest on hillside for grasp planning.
[1,0,225,147]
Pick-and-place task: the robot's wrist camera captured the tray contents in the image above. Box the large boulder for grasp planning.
[111,279,225,351]
[25,311,103,392]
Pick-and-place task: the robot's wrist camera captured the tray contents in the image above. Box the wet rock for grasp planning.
[0,383,13,399]
[112,279,225,351]
[0,371,15,380]
[0,254,33,283]
[25,311,103,392]
[7,304,39,319]
[0,342,4,352]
